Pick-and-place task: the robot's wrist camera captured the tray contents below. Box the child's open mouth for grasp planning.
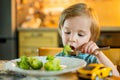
[70,45,75,50]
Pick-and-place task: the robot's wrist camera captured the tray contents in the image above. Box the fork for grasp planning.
[68,46,110,56]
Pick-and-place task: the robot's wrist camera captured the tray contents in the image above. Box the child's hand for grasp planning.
[80,41,99,55]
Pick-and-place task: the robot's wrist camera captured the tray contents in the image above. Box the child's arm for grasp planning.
[95,51,120,76]
[80,41,119,76]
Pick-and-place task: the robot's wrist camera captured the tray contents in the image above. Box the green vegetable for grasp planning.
[63,44,72,55]
[46,56,55,60]
[17,56,62,71]
[28,57,43,70]
[17,56,43,70]
[17,56,30,70]
[44,57,62,71]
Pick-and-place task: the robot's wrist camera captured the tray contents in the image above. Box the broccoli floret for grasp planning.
[46,56,55,60]
[44,57,62,71]
[28,57,43,70]
[17,56,43,70]
[63,44,72,55]
[17,56,30,70]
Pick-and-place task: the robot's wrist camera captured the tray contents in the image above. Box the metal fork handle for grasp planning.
[69,46,110,53]
[95,46,110,51]
[68,46,110,56]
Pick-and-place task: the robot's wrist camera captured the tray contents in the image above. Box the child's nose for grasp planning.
[69,35,77,42]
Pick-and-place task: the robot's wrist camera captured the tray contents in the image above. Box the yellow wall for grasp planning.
[18,0,120,27]
[44,0,120,27]
[87,0,120,27]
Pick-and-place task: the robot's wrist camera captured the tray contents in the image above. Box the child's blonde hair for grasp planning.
[58,3,100,42]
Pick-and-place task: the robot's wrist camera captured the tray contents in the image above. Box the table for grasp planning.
[0,60,120,80]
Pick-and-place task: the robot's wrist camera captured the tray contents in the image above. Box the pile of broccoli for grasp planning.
[44,56,62,71]
[17,56,43,70]
[17,56,62,71]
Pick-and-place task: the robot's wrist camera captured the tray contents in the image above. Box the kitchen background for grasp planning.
[0,0,120,65]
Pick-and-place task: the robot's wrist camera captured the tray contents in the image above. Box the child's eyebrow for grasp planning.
[78,30,85,32]
[62,26,70,30]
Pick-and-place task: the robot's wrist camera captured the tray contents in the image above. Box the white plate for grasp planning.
[4,56,86,76]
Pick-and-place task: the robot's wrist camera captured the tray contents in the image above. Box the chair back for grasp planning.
[38,47,63,56]
[103,48,120,65]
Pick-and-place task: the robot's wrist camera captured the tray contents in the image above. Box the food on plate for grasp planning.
[17,56,43,70]
[46,56,55,60]
[77,63,112,80]
[63,44,72,55]
[17,56,62,71]
[17,56,30,70]
[44,56,62,71]
[28,57,43,70]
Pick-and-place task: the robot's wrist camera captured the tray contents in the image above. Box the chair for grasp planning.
[38,47,63,56]
[102,48,120,65]
[102,48,120,73]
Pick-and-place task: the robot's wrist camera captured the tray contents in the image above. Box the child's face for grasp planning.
[61,16,92,50]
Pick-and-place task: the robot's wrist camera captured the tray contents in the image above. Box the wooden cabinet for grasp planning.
[18,28,60,57]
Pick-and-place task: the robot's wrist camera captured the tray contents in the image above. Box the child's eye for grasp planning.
[78,33,84,36]
[65,32,71,34]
